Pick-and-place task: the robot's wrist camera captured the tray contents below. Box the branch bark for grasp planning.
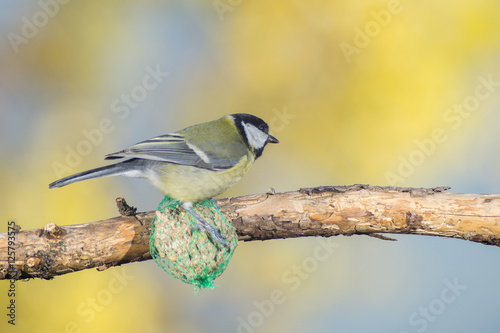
[2,185,500,280]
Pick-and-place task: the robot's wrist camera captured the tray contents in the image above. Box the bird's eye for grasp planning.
[258,124,266,131]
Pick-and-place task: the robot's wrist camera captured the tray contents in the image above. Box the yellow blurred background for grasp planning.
[1,1,500,332]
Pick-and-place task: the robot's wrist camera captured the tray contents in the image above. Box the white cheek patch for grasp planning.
[242,123,269,149]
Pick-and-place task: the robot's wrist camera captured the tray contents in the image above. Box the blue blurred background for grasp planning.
[1,1,500,332]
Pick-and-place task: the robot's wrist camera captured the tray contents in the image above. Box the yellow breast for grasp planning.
[153,154,254,202]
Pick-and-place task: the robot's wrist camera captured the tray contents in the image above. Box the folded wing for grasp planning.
[105,134,240,170]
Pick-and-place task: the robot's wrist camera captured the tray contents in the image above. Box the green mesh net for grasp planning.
[150,196,238,292]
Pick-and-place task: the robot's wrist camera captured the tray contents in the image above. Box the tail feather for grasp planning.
[49,159,144,189]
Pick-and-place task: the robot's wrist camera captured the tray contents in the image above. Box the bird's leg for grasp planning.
[210,198,219,208]
[182,201,230,248]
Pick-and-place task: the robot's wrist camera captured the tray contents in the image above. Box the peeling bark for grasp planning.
[1,185,499,280]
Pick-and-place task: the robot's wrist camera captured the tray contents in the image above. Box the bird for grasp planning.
[49,113,279,247]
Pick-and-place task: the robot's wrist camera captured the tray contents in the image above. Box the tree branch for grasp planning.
[2,185,500,280]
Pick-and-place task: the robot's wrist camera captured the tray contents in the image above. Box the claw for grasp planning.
[183,202,230,249]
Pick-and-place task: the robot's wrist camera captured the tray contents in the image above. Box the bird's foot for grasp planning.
[182,202,230,249]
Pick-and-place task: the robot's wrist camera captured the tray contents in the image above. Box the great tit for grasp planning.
[49,113,279,247]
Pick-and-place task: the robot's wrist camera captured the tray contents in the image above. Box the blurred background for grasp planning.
[1,1,500,332]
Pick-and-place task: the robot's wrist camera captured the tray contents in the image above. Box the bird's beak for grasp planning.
[267,134,279,144]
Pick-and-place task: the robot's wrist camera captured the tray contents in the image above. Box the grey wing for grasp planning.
[105,134,237,170]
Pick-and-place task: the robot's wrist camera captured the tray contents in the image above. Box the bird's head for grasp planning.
[230,113,279,158]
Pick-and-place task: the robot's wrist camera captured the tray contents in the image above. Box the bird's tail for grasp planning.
[49,159,144,189]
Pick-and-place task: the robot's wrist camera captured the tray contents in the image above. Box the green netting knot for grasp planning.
[149,196,238,293]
